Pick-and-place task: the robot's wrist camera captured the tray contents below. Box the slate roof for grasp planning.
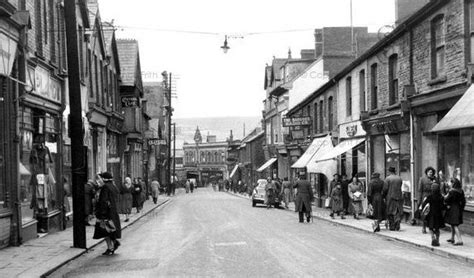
[117,39,140,87]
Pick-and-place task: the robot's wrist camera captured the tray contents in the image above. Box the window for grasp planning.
[88,49,93,98]
[359,70,366,111]
[319,100,324,133]
[328,97,333,131]
[370,63,378,110]
[214,152,219,162]
[307,106,311,135]
[35,0,43,56]
[470,1,474,63]
[49,0,56,63]
[431,15,445,78]
[346,76,352,116]
[313,103,318,133]
[43,0,48,45]
[94,55,99,104]
[389,54,399,105]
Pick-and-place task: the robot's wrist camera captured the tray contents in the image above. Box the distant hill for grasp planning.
[173,116,261,149]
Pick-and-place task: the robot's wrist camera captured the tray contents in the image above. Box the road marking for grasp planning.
[214,241,247,247]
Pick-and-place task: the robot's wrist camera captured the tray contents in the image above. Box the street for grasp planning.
[50,188,474,277]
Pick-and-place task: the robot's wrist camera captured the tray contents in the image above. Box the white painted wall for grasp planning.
[288,59,329,109]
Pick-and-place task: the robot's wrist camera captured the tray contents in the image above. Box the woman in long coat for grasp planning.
[367,173,386,232]
[444,178,466,245]
[93,172,122,255]
[329,182,345,219]
[422,183,445,247]
[418,166,436,233]
[132,178,143,213]
[151,179,160,204]
[119,177,133,221]
[293,176,314,223]
[348,176,364,219]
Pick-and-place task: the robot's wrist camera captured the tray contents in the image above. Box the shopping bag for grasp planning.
[324,197,331,208]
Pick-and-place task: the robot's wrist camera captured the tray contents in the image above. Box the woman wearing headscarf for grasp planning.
[93,172,122,255]
[119,176,133,222]
[348,175,364,220]
[367,173,386,232]
[132,178,143,213]
[422,182,445,247]
[444,178,466,245]
[418,166,437,234]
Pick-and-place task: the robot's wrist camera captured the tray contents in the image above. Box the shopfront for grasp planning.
[363,114,412,210]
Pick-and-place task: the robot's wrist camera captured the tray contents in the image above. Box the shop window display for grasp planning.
[460,130,474,206]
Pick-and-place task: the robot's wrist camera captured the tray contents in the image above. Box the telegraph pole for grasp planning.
[173,123,176,181]
[64,0,87,248]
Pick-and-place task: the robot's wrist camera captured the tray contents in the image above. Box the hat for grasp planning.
[388,166,396,173]
[99,172,113,181]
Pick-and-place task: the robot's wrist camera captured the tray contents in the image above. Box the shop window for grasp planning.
[0,77,8,207]
[400,133,411,208]
[371,135,385,177]
[461,130,474,206]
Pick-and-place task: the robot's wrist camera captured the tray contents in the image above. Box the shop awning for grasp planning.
[316,138,365,161]
[291,135,333,168]
[19,162,31,176]
[257,158,277,172]
[431,84,474,133]
[305,135,338,177]
[229,164,239,178]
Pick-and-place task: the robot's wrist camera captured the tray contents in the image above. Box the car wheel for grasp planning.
[252,200,256,207]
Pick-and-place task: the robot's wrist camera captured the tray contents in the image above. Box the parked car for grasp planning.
[251,179,280,208]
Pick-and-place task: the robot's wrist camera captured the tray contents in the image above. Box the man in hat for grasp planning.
[329,173,341,209]
[383,166,403,231]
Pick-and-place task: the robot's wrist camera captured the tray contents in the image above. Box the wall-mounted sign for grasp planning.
[339,120,366,138]
[28,66,62,103]
[291,130,304,139]
[148,138,167,146]
[283,117,311,127]
[121,96,139,108]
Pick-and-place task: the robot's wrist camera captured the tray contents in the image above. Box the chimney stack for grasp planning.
[314,29,323,59]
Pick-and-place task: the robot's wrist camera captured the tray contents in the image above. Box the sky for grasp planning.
[98,0,396,119]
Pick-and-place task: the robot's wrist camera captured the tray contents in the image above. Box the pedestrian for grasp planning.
[282,177,292,209]
[84,179,96,225]
[138,177,147,205]
[384,166,404,231]
[132,178,143,213]
[293,174,314,223]
[119,177,133,222]
[418,166,436,234]
[265,177,276,209]
[93,172,121,255]
[185,179,190,193]
[367,172,386,232]
[348,175,364,219]
[329,182,345,219]
[341,174,350,215]
[422,182,446,247]
[444,178,466,246]
[328,174,340,209]
[190,180,195,193]
[438,169,449,196]
[151,179,160,204]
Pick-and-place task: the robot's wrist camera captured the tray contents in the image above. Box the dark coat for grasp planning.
[84,182,95,216]
[444,189,466,226]
[341,178,350,209]
[93,182,122,239]
[384,174,403,216]
[119,184,133,214]
[330,185,343,212]
[418,176,435,203]
[293,179,314,212]
[132,182,143,208]
[423,191,445,230]
[368,177,386,221]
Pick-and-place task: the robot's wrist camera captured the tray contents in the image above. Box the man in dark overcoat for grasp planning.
[293,175,314,223]
[341,174,350,214]
[383,167,403,231]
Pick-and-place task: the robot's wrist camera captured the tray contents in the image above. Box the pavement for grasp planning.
[0,196,171,278]
[228,190,474,264]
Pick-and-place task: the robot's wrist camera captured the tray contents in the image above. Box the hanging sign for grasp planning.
[283,117,311,127]
[121,96,140,108]
[148,138,167,146]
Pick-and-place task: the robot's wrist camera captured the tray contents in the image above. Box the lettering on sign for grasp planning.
[282,117,311,127]
[339,121,366,138]
[121,96,140,108]
[148,138,167,146]
[346,125,357,137]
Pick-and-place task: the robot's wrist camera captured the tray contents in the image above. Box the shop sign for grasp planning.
[283,117,311,127]
[148,138,167,146]
[291,130,304,139]
[121,96,140,108]
[339,120,366,139]
[28,66,62,102]
[0,33,18,76]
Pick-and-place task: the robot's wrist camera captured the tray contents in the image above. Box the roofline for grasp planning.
[287,0,448,116]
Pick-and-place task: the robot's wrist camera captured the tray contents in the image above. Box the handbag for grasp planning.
[324,197,331,208]
[353,191,363,201]
[99,219,116,233]
[366,204,374,218]
[421,203,430,219]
